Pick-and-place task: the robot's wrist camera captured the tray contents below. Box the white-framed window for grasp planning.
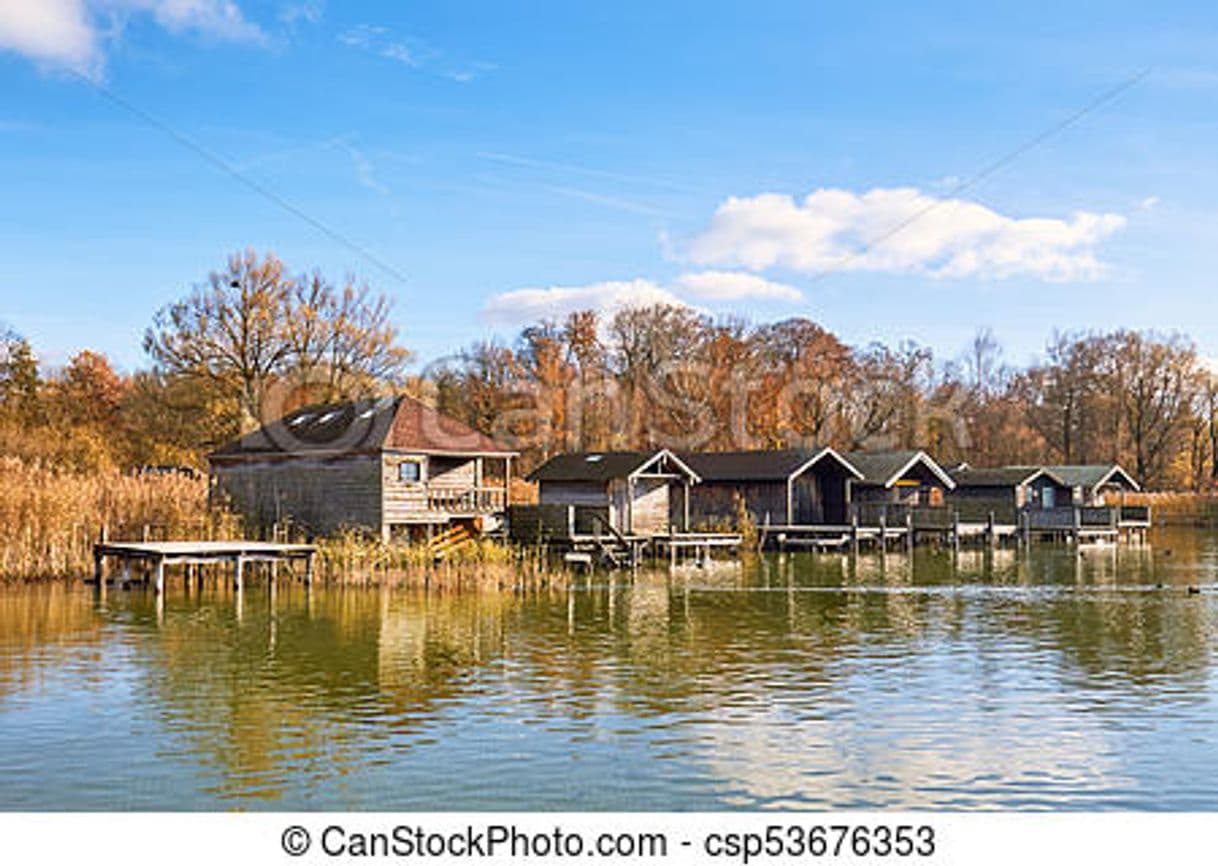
[398,461,423,483]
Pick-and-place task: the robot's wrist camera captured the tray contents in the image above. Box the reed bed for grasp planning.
[0,457,239,579]
[0,456,571,587]
[1120,491,1218,527]
[312,530,569,590]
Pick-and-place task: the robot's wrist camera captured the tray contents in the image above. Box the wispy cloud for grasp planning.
[679,187,1127,282]
[278,0,321,27]
[477,150,694,193]
[0,119,42,133]
[341,142,388,195]
[0,0,265,76]
[231,133,391,196]
[542,185,670,217]
[338,23,493,82]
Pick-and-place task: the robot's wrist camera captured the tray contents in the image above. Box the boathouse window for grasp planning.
[398,461,422,483]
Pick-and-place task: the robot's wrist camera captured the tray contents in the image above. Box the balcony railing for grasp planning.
[425,486,507,514]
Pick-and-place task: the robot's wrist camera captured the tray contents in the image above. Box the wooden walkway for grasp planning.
[93,541,317,594]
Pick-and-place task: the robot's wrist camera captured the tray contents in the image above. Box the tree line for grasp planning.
[1,249,1215,489]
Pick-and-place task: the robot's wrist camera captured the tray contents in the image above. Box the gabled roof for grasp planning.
[209,395,516,462]
[949,465,1067,488]
[679,447,863,483]
[1046,464,1141,493]
[527,449,699,484]
[843,449,956,490]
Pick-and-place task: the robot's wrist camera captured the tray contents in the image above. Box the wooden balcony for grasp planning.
[424,486,507,515]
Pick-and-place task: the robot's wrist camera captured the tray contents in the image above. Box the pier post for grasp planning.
[304,552,314,586]
[906,512,914,554]
[850,515,860,557]
[233,556,244,591]
[952,511,961,553]
[154,557,165,595]
[878,513,887,554]
[1072,506,1082,545]
[93,550,105,586]
[987,511,996,549]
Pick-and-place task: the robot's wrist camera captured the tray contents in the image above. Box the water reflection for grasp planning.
[0,529,1216,810]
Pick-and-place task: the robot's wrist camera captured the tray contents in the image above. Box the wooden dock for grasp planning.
[93,540,317,594]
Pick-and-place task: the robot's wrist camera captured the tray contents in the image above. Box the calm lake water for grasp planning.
[2,530,1218,811]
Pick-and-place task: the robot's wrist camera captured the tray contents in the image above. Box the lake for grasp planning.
[2,530,1217,810]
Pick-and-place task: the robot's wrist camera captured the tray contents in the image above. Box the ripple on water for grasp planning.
[2,534,1218,810]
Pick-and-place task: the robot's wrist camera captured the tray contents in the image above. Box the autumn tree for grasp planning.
[608,304,710,447]
[0,328,41,426]
[46,350,127,430]
[1110,330,1201,486]
[562,310,614,451]
[144,250,411,435]
[1017,331,1113,464]
[844,341,932,450]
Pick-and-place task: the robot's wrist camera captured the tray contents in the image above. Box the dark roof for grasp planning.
[209,395,516,461]
[1046,464,1141,492]
[679,448,862,483]
[527,449,698,483]
[842,450,955,489]
[949,466,1066,488]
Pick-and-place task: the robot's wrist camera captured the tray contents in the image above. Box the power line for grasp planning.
[73,70,410,287]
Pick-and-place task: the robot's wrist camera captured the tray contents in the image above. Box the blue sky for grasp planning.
[1,1,1217,373]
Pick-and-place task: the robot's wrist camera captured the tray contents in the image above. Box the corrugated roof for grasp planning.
[842,450,955,489]
[209,395,516,460]
[680,448,862,482]
[950,466,1066,488]
[1046,464,1141,492]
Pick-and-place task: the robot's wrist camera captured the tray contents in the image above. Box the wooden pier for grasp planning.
[93,540,317,594]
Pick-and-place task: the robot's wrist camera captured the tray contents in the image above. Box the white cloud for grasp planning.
[117,0,263,43]
[0,0,263,75]
[681,187,1127,282]
[482,279,686,326]
[1137,195,1160,211]
[481,270,807,327]
[0,0,97,73]
[675,270,803,302]
[278,1,322,27]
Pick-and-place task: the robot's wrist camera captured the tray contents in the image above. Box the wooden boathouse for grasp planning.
[511,450,744,566]
[947,464,1150,544]
[844,449,956,522]
[522,449,700,536]
[1046,464,1141,506]
[680,448,861,528]
[947,466,1073,515]
[209,395,517,542]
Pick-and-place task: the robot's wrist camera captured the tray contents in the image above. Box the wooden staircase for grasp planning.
[581,511,639,568]
[429,523,476,561]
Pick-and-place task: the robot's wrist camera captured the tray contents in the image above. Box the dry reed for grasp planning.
[0,457,239,579]
[312,529,567,590]
[1120,491,1218,526]
[0,457,572,587]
